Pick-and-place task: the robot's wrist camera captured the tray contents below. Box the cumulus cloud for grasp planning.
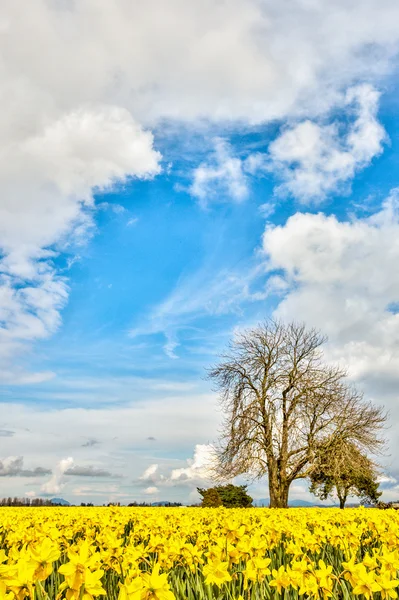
[140,464,159,483]
[170,444,216,484]
[267,84,386,202]
[0,456,51,477]
[0,24,161,382]
[144,486,159,495]
[262,189,399,464]
[2,0,399,378]
[263,190,399,379]
[190,139,248,205]
[41,457,73,495]
[138,445,216,490]
[0,105,160,380]
[5,0,398,128]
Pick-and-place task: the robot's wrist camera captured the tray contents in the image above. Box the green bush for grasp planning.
[198,484,253,508]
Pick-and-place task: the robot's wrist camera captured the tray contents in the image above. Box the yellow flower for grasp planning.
[243,556,271,587]
[203,558,232,587]
[0,581,13,600]
[81,569,106,600]
[298,573,319,597]
[29,537,61,581]
[351,564,382,599]
[118,577,144,600]
[378,549,399,576]
[141,564,175,600]
[376,570,399,600]
[6,559,36,600]
[363,553,379,571]
[269,566,292,595]
[342,555,359,587]
[314,559,334,598]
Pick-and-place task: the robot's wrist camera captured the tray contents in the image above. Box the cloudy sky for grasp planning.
[2,0,399,505]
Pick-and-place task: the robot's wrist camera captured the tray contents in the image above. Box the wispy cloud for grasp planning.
[190,138,249,206]
[0,430,15,438]
[65,465,122,478]
[81,439,100,448]
[130,261,269,357]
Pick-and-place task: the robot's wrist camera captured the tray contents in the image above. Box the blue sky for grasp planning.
[2,0,399,503]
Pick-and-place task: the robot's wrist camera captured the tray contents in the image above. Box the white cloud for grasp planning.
[136,445,218,497]
[0,273,68,383]
[267,84,386,202]
[2,1,399,377]
[41,457,73,495]
[262,189,399,464]
[140,464,159,482]
[144,486,159,495]
[0,387,220,501]
[190,138,248,205]
[170,444,216,484]
[378,475,397,485]
[2,0,399,126]
[0,105,160,381]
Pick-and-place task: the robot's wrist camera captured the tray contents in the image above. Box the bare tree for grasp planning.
[209,321,386,508]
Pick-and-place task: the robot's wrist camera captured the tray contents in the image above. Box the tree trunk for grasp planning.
[337,489,347,509]
[268,469,290,508]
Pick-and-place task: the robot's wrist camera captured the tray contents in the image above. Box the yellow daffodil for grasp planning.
[140,563,175,600]
[377,570,399,600]
[203,557,232,587]
[269,566,292,594]
[118,577,144,600]
[351,564,382,599]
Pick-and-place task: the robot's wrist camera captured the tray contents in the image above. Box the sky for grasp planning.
[2,0,399,505]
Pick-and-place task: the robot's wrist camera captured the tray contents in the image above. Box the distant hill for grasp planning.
[50,498,70,506]
[253,498,334,507]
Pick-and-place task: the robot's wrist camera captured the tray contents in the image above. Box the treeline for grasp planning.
[0,497,61,506]
[0,499,184,507]
[126,502,182,507]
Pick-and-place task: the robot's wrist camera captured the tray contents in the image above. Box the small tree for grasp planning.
[209,321,386,508]
[198,484,252,508]
[199,488,223,507]
[309,439,381,508]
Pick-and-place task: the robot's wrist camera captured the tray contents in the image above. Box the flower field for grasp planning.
[0,507,399,600]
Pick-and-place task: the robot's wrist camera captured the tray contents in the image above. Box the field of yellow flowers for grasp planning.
[0,507,399,600]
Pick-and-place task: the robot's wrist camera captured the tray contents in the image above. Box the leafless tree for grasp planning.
[208,321,386,508]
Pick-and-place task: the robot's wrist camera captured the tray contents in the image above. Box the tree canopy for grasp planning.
[309,438,381,508]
